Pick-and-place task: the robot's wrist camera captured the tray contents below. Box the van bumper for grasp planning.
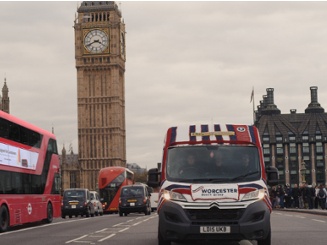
[158,200,270,242]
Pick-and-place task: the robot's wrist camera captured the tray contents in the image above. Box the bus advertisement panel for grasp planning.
[98,167,134,213]
[0,111,61,232]
[0,142,38,170]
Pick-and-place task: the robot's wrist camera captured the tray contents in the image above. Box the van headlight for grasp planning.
[242,189,265,201]
[163,190,187,202]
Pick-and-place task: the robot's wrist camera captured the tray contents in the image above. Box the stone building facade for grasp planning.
[61,1,126,191]
[255,87,327,187]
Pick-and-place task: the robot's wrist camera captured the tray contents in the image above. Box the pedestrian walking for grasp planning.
[317,184,327,210]
[284,184,292,208]
[299,183,305,209]
[314,184,319,209]
[270,186,278,209]
[276,185,285,208]
[303,183,315,209]
[292,184,300,208]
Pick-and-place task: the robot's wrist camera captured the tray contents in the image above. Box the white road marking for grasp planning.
[118,227,130,232]
[112,223,125,227]
[62,215,158,243]
[294,215,306,219]
[95,228,108,233]
[66,235,88,244]
[274,211,327,224]
[0,218,91,236]
[312,219,325,223]
[98,234,116,242]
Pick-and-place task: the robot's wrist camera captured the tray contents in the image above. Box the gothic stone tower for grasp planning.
[74,1,126,190]
[1,78,10,113]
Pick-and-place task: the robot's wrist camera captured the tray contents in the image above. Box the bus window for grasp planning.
[47,139,58,154]
[51,172,61,195]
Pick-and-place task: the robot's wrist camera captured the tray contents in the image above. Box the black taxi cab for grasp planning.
[118,184,151,216]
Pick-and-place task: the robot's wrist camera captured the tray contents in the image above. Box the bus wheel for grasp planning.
[45,203,53,223]
[0,205,9,233]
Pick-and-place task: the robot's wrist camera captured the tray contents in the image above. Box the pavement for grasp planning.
[274,208,327,216]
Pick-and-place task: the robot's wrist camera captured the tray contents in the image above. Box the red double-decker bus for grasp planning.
[98,167,134,213]
[0,111,61,232]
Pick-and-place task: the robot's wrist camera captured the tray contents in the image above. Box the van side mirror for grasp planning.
[266,166,279,186]
[147,186,154,194]
[147,168,160,188]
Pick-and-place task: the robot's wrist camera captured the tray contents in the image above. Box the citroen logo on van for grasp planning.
[209,202,220,209]
[236,127,246,132]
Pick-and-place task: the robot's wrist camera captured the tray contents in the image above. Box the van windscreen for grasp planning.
[166,145,261,183]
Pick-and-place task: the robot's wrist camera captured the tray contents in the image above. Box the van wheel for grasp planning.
[158,227,171,245]
[0,205,9,233]
[45,203,53,223]
[257,226,271,245]
[119,212,123,217]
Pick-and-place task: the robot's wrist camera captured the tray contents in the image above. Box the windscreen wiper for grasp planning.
[191,178,231,183]
[209,178,232,183]
[231,171,259,181]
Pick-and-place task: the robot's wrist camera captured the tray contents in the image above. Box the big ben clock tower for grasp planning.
[74,1,126,189]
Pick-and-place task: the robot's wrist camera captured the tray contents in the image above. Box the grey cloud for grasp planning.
[2,2,327,169]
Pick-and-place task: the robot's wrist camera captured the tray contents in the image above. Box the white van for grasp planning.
[150,192,159,212]
[147,123,278,245]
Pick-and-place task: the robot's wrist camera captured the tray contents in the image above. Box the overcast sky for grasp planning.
[1,1,327,169]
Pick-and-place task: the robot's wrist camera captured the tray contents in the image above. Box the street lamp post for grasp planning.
[300,161,306,184]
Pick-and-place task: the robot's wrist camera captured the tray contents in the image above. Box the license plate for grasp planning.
[71,205,76,209]
[130,203,135,206]
[200,226,230,233]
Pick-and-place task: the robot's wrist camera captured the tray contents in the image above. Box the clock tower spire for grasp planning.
[1,77,9,114]
[74,1,126,189]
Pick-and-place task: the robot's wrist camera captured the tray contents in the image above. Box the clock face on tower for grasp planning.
[84,29,109,54]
